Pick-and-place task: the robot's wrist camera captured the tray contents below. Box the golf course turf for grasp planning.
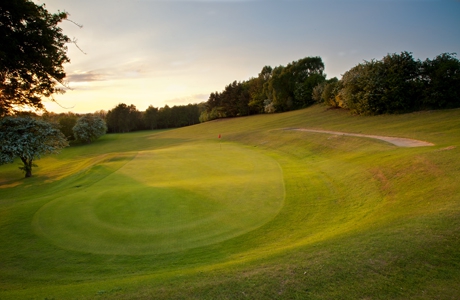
[33,142,285,255]
[1,105,459,299]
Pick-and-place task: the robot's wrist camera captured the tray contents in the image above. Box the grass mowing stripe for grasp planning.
[32,141,285,255]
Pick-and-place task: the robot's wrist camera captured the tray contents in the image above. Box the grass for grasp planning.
[0,105,459,299]
[32,142,284,255]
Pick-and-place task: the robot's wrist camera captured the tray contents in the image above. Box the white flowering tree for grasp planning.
[0,117,69,178]
[72,114,107,143]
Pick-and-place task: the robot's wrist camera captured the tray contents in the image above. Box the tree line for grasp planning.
[200,52,460,120]
[105,103,203,133]
[0,101,202,178]
[0,112,104,178]
[7,101,202,143]
[30,102,203,138]
[199,57,327,121]
[315,51,460,115]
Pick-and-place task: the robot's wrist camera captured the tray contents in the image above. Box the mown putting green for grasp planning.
[33,142,284,255]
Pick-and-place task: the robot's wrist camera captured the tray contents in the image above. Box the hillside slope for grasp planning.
[0,105,459,299]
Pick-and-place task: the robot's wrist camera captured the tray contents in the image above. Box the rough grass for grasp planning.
[0,105,459,299]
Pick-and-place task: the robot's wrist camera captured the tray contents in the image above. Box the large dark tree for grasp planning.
[0,0,72,116]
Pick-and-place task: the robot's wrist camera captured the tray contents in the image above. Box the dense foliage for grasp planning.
[0,117,68,177]
[267,56,326,111]
[327,52,460,115]
[0,0,71,116]
[420,53,460,109]
[200,57,326,122]
[106,103,202,133]
[106,103,140,133]
[72,114,107,143]
[199,81,251,122]
[199,52,460,121]
[57,112,78,140]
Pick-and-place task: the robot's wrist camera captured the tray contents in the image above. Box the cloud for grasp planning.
[166,93,209,105]
[337,49,360,58]
[67,71,106,82]
[67,61,147,83]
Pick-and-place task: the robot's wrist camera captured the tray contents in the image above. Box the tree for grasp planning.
[157,105,172,128]
[421,53,460,109]
[318,77,341,108]
[248,66,273,113]
[267,65,291,112]
[199,80,252,121]
[0,117,68,177]
[93,110,107,120]
[378,51,421,113]
[311,82,325,103]
[338,52,421,115]
[293,73,325,107]
[200,92,224,122]
[291,57,326,108]
[58,112,79,140]
[219,81,249,117]
[265,57,326,112]
[143,105,158,130]
[184,103,201,126]
[73,114,107,143]
[106,103,141,133]
[0,0,73,116]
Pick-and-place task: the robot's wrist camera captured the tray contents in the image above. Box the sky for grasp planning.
[36,0,460,114]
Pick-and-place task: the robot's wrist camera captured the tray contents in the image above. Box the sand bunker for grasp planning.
[291,128,434,147]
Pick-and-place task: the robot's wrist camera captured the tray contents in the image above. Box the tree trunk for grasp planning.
[21,157,33,178]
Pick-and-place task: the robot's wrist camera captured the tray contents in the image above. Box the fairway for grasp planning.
[1,105,459,299]
[33,142,284,255]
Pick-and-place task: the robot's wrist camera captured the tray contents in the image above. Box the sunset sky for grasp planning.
[37,0,460,114]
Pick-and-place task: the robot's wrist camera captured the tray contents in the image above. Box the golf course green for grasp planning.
[33,142,284,255]
[1,105,459,299]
